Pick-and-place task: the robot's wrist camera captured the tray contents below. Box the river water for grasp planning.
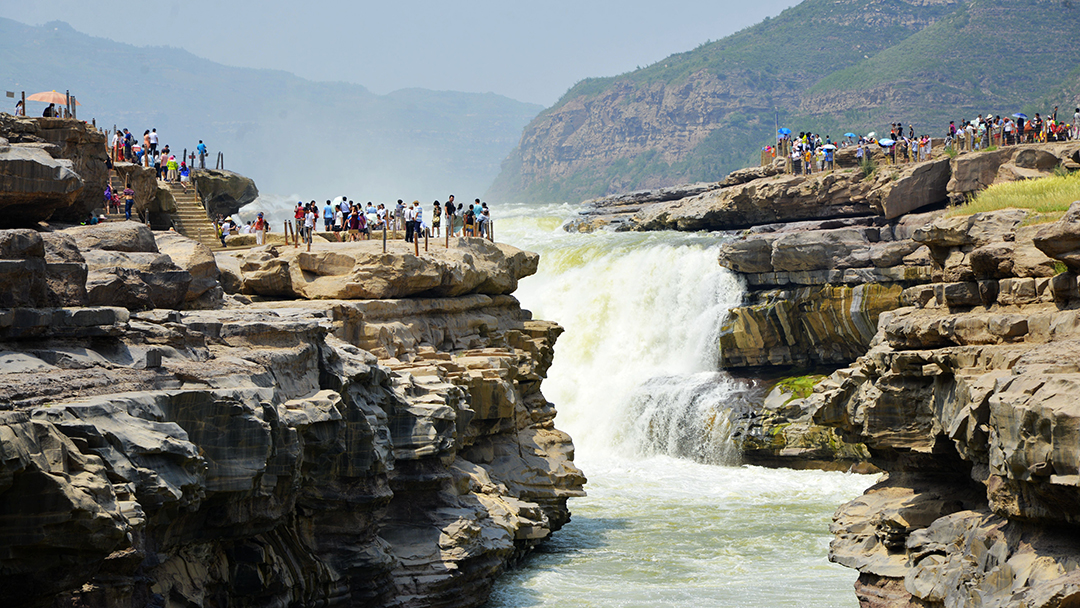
[486,203,876,608]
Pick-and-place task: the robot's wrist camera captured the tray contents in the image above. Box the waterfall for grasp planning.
[498,204,750,461]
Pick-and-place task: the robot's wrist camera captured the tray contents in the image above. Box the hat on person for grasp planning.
[257,212,264,217]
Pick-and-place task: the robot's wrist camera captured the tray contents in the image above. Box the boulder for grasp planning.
[1033,201,1080,271]
[946,148,1014,202]
[83,249,191,309]
[0,143,83,226]
[717,236,776,273]
[0,229,47,306]
[63,221,159,253]
[112,162,159,215]
[155,231,222,308]
[868,157,951,219]
[40,232,88,306]
[192,169,259,218]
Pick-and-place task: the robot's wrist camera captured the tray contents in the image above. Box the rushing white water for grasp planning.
[483,203,875,607]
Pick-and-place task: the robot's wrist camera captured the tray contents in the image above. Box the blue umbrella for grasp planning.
[1012,113,1027,119]
[878,139,896,146]
[844,132,856,137]
[778,128,792,136]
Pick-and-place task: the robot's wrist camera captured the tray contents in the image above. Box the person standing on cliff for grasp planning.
[254,212,267,246]
[304,203,316,251]
[148,129,159,155]
[323,201,334,232]
[196,140,208,169]
[446,195,457,236]
[404,201,416,243]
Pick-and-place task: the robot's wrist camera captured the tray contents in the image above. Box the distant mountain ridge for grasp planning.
[488,0,1080,204]
[0,18,543,202]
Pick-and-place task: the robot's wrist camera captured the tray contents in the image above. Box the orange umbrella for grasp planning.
[27,90,81,106]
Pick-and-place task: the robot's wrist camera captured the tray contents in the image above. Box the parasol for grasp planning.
[27,90,81,106]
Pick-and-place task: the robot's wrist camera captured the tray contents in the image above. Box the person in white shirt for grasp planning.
[1073,108,1080,140]
[304,205,316,251]
[148,129,159,154]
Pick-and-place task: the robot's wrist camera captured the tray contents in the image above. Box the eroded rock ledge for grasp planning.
[567,142,1080,233]
[0,226,583,608]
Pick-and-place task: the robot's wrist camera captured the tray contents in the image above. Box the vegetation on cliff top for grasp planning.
[947,170,1080,223]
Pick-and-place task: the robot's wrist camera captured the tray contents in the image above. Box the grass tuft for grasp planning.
[946,171,1080,223]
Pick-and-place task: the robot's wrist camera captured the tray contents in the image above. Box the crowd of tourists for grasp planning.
[217,195,494,250]
[766,105,1080,175]
[107,127,210,189]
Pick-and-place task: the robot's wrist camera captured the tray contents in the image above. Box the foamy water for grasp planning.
[483,203,873,607]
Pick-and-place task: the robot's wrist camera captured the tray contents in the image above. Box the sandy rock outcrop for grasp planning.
[219,238,538,301]
[192,169,259,219]
[807,207,1080,606]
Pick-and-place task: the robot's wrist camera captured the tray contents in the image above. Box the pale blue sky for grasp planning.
[2,0,801,106]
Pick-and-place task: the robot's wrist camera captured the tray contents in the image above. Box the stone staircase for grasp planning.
[164,182,226,251]
[104,171,128,221]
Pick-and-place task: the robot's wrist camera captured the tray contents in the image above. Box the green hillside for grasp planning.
[490,0,1080,204]
[0,19,542,202]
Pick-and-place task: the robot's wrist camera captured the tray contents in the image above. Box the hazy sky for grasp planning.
[2,0,801,106]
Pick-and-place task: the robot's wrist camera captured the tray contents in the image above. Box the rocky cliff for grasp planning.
[796,205,1080,606]
[0,220,584,607]
[0,115,108,225]
[681,124,1080,605]
[566,142,1080,233]
[489,0,1080,204]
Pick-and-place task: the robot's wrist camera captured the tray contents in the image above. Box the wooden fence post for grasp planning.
[382,223,387,253]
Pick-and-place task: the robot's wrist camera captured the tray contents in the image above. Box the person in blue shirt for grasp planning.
[196,140,208,168]
[323,201,334,232]
[824,147,834,171]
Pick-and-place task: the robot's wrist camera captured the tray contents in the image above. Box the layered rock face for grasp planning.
[803,206,1080,606]
[717,213,938,369]
[0,227,583,608]
[0,115,109,225]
